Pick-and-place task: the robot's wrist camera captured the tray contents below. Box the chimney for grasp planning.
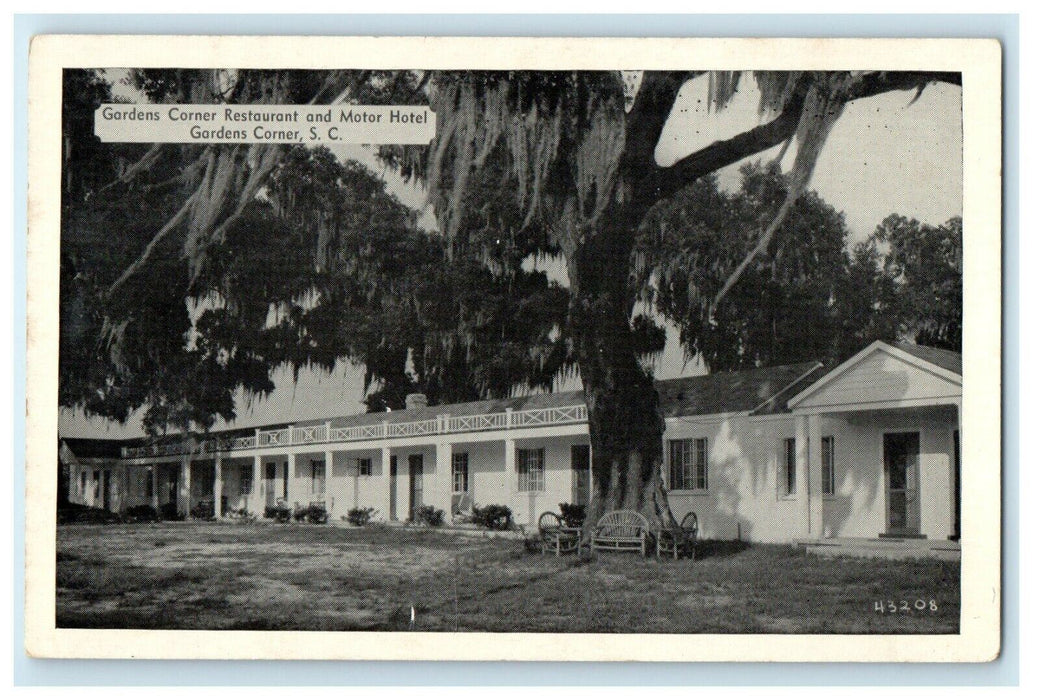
[405,393,428,411]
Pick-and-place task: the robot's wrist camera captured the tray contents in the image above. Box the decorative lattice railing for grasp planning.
[121,404,587,458]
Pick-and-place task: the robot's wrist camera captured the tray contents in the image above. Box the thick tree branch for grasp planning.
[621,71,700,173]
[845,70,961,100]
[631,70,960,218]
[634,74,813,212]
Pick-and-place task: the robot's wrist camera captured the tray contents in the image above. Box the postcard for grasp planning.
[25,35,1001,661]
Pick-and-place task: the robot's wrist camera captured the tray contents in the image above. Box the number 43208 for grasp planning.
[875,600,938,613]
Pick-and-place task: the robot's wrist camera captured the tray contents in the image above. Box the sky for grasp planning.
[58,72,963,439]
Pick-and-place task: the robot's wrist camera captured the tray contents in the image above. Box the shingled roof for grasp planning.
[657,361,824,418]
[889,341,962,376]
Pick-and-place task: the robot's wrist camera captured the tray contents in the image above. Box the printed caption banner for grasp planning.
[95,104,436,144]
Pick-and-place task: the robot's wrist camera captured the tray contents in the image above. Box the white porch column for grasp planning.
[381,446,393,521]
[919,421,956,541]
[150,465,160,511]
[248,454,262,515]
[178,456,191,517]
[213,456,223,518]
[434,439,454,521]
[807,413,824,537]
[794,414,810,537]
[505,436,517,514]
[324,450,334,516]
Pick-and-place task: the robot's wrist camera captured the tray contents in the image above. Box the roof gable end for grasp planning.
[787,341,962,412]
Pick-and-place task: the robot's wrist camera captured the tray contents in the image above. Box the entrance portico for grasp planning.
[786,341,962,541]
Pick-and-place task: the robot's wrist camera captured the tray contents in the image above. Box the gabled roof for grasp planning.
[657,361,824,418]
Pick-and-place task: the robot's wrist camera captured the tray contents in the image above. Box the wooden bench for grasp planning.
[590,510,650,557]
[655,511,699,560]
[537,511,582,556]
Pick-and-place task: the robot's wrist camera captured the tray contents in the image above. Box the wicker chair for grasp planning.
[655,511,699,560]
[537,511,582,556]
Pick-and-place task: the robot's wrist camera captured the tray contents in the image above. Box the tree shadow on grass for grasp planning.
[695,539,753,560]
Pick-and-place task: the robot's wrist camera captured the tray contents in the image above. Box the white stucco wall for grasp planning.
[664,415,806,543]
[663,405,958,543]
[508,435,587,527]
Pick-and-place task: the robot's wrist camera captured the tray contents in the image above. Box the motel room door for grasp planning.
[571,444,591,506]
[264,462,283,507]
[101,470,112,511]
[884,432,921,536]
[408,454,424,519]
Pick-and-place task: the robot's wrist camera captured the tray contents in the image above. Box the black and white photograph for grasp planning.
[25,35,1002,661]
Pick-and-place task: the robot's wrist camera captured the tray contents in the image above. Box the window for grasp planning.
[452,453,469,493]
[517,448,545,492]
[310,460,326,494]
[240,465,253,495]
[668,438,708,491]
[357,457,373,477]
[93,471,101,499]
[79,471,87,495]
[821,436,835,496]
[145,468,154,500]
[782,438,797,496]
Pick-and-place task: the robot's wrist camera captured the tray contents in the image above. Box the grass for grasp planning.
[56,522,959,633]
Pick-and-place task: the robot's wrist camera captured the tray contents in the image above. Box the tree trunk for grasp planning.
[567,217,677,530]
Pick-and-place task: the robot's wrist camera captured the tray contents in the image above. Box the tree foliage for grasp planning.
[638,163,849,372]
[639,164,962,371]
[871,214,963,351]
[60,69,571,432]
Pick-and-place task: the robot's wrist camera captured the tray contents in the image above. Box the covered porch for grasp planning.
[786,341,962,543]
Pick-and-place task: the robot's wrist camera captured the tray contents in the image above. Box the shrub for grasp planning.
[472,504,513,531]
[190,500,216,520]
[123,504,159,522]
[57,503,123,525]
[558,502,587,528]
[345,507,377,526]
[264,502,292,523]
[159,502,184,521]
[411,505,445,527]
[301,502,329,524]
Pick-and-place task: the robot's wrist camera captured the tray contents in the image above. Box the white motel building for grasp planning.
[61,340,963,546]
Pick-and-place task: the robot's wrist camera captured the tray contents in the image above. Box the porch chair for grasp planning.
[655,511,699,560]
[452,492,476,524]
[537,511,582,556]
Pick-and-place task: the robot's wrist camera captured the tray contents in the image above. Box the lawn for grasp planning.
[56,522,959,633]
